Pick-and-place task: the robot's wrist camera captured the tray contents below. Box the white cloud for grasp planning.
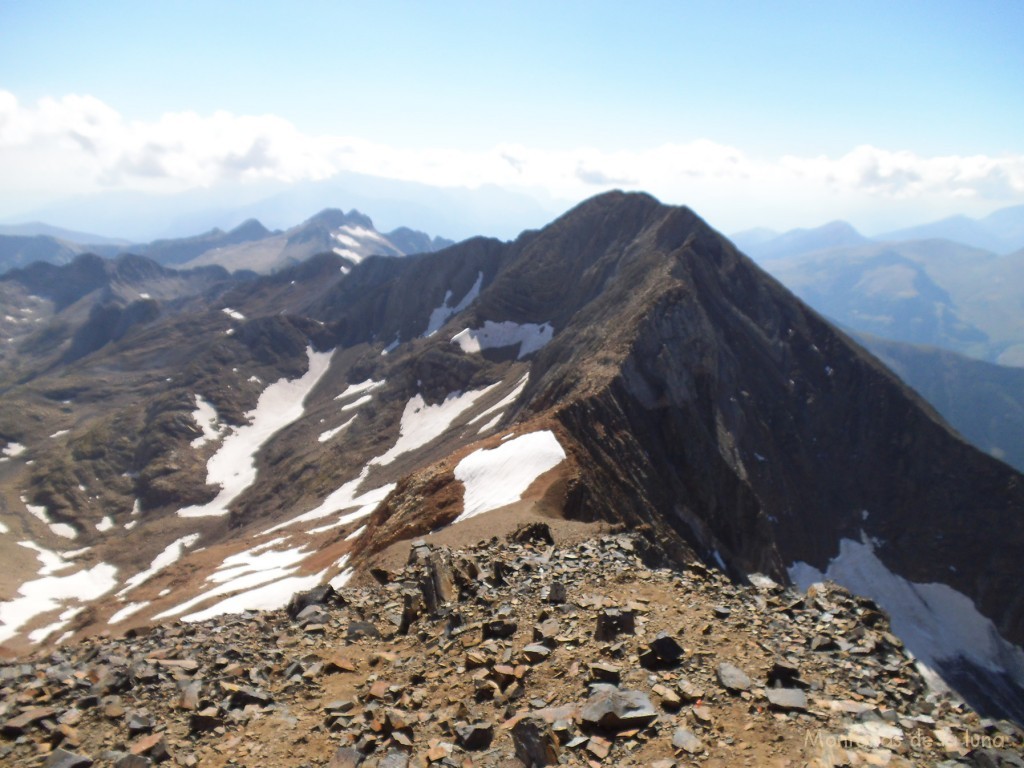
[1,90,1022,230]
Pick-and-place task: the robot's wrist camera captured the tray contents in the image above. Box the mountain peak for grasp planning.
[228,218,270,239]
[305,208,375,232]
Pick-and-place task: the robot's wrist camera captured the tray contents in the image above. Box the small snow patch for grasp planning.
[2,442,26,459]
[335,378,385,401]
[424,271,484,337]
[95,516,115,533]
[341,394,372,411]
[318,415,357,444]
[108,601,149,624]
[453,431,566,524]
[451,321,554,359]
[222,307,245,320]
[190,395,222,448]
[118,533,201,596]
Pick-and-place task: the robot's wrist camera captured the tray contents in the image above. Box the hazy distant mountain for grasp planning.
[0,208,453,278]
[727,226,779,254]
[879,204,1024,254]
[762,238,1024,366]
[180,208,453,274]
[859,334,1024,473]
[131,219,275,266]
[0,222,129,246]
[733,220,869,261]
[8,171,564,243]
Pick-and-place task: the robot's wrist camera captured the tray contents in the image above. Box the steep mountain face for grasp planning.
[1,192,1023,725]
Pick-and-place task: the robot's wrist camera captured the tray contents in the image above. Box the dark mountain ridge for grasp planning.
[1,192,1023,724]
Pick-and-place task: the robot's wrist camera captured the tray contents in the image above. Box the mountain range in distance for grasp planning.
[2,191,1024,728]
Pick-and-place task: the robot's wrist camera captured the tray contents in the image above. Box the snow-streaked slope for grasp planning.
[264,466,394,534]
[453,430,566,524]
[178,347,334,518]
[451,321,554,359]
[424,272,483,336]
[117,533,201,596]
[467,374,529,429]
[370,385,500,467]
[789,535,1024,687]
[153,543,321,623]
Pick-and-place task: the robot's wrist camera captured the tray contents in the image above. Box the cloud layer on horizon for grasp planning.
[2,91,1022,231]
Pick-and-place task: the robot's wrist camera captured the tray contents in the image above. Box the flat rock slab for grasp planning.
[580,687,657,733]
[717,662,753,692]
[766,687,809,712]
[672,726,705,753]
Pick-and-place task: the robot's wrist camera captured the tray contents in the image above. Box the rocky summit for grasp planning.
[3,526,1023,768]
[1,191,1024,745]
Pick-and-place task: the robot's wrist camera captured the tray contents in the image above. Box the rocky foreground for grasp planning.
[2,527,1022,768]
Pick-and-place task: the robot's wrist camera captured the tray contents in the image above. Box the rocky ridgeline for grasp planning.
[2,527,1022,768]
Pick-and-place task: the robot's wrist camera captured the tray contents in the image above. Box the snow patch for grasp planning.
[29,606,84,643]
[424,271,483,336]
[339,224,387,244]
[0,520,8,534]
[2,442,25,459]
[333,247,361,263]
[330,555,353,589]
[178,347,334,518]
[50,430,69,439]
[453,430,566,524]
[371,384,500,467]
[0,542,118,643]
[468,373,529,427]
[265,466,394,534]
[154,542,321,623]
[118,534,201,596]
[381,336,400,356]
[222,307,245,320]
[332,232,360,249]
[318,414,357,443]
[95,516,115,533]
[789,535,1024,689]
[190,395,221,448]
[451,321,554,359]
[108,601,150,624]
[341,394,372,411]
[335,378,385,401]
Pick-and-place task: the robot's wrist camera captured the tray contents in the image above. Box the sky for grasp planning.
[1,0,1023,239]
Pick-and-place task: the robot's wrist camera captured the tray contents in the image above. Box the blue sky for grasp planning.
[1,0,1022,237]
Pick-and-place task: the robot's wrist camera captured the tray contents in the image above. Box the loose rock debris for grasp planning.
[3,527,1022,767]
